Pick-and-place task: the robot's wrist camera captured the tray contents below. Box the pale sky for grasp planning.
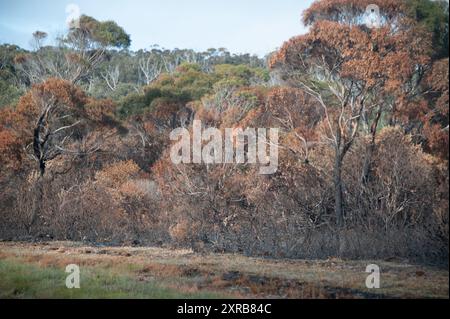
[0,0,312,56]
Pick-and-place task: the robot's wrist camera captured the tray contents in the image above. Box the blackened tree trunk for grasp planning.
[361,107,382,184]
[334,141,348,257]
[333,125,346,228]
[332,120,358,256]
[334,152,344,228]
[28,176,43,236]
[29,114,47,236]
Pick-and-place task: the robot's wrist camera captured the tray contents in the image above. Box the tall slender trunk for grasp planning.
[362,107,382,184]
[333,123,348,256]
[28,175,43,236]
[334,155,344,227]
[334,144,348,256]
[361,143,375,185]
[333,121,345,228]
[28,108,48,236]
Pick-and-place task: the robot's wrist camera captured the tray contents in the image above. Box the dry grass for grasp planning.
[0,241,448,299]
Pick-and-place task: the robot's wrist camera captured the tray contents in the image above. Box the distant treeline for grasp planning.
[0,41,267,109]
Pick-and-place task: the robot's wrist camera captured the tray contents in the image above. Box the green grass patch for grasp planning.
[0,259,225,299]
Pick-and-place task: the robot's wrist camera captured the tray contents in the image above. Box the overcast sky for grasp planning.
[0,0,313,56]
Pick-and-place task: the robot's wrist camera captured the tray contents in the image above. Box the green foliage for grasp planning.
[117,92,151,118]
[407,0,449,59]
[95,21,131,48]
[214,64,269,82]
[116,62,270,118]
[0,80,24,108]
[159,63,217,100]
[0,44,26,107]
[70,15,131,49]
[0,44,26,80]
[89,81,137,100]
[117,63,217,117]
[213,64,269,91]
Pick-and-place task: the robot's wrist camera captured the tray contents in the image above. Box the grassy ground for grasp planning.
[0,241,448,299]
[0,259,224,299]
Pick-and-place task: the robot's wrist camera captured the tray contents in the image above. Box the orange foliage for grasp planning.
[427,58,449,117]
[0,126,22,170]
[85,98,116,122]
[95,160,140,189]
[303,0,406,26]
[16,78,87,118]
[423,123,449,160]
[271,20,430,95]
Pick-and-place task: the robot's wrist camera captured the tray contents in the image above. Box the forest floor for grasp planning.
[0,241,448,299]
